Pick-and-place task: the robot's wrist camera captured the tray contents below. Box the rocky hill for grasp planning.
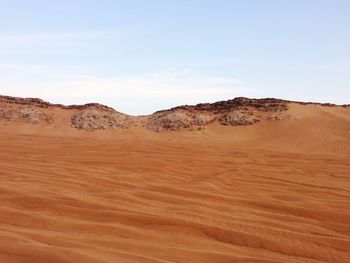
[0,95,347,132]
[0,95,133,130]
[146,98,294,132]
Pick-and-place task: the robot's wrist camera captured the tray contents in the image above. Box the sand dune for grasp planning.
[0,98,349,262]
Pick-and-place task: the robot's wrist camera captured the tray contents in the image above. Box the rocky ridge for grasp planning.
[147,98,293,131]
[0,95,347,132]
[71,108,134,130]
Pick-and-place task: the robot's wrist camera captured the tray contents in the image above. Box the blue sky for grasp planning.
[0,0,349,114]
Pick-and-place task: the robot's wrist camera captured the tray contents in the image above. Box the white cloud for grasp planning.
[0,65,252,115]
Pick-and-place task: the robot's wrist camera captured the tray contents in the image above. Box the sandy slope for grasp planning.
[0,103,349,263]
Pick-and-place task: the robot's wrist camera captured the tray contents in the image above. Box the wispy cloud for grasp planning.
[0,65,252,115]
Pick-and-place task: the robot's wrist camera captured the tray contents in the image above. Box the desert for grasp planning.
[2,1,350,262]
[0,95,349,262]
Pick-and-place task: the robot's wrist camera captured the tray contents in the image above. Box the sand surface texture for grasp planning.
[0,101,349,263]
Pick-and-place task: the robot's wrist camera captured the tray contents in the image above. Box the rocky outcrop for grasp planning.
[170,97,349,112]
[147,112,215,132]
[219,112,260,126]
[147,98,293,131]
[0,95,115,111]
[169,97,289,113]
[0,95,133,130]
[0,96,54,108]
[1,95,346,132]
[71,108,134,130]
[0,105,53,124]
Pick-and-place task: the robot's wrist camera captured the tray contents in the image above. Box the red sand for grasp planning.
[0,103,349,262]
